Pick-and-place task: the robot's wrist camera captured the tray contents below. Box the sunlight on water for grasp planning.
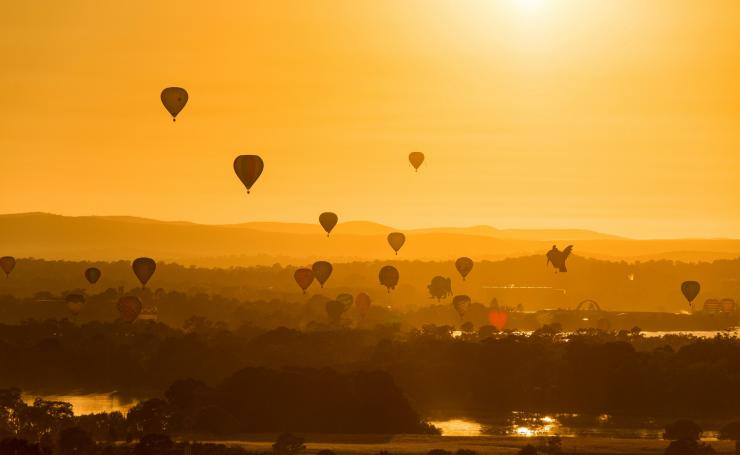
[430,419,483,436]
[22,392,138,416]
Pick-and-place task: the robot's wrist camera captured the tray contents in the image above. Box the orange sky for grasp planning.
[1,0,739,239]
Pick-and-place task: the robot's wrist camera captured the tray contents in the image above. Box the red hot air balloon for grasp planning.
[117,296,142,323]
[294,268,314,294]
[355,292,371,319]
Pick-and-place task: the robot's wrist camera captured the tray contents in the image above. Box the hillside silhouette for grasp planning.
[2,213,739,266]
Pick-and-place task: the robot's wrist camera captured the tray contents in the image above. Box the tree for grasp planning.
[0,438,44,455]
[127,399,171,436]
[58,427,94,455]
[719,421,740,455]
[272,433,305,455]
[519,445,537,455]
[664,420,703,442]
[135,433,175,455]
[427,276,452,302]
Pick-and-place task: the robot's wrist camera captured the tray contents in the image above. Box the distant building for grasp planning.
[702,298,736,314]
[138,304,159,321]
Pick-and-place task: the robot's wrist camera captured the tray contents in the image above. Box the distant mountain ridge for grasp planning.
[0,212,738,266]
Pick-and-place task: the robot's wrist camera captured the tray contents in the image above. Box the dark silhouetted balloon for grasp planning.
[325,300,346,324]
[408,152,424,171]
[84,267,101,285]
[66,294,85,316]
[132,257,156,287]
[455,257,474,280]
[681,281,701,305]
[319,212,338,237]
[117,295,142,323]
[379,265,399,292]
[0,256,15,278]
[546,245,573,273]
[294,268,314,294]
[428,276,452,301]
[452,295,471,319]
[160,87,188,122]
[336,293,353,310]
[387,232,406,255]
[233,155,264,194]
[355,292,371,318]
[312,261,333,287]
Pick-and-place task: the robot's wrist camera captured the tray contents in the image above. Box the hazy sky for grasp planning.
[1,0,739,238]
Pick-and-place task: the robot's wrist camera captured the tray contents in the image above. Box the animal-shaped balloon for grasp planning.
[546,245,573,273]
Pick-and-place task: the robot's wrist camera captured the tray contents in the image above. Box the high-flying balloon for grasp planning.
[294,268,314,294]
[117,296,142,323]
[66,294,85,316]
[132,257,156,287]
[233,155,264,194]
[387,232,406,255]
[336,293,353,311]
[681,281,701,306]
[452,295,471,319]
[455,257,474,281]
[85,267,101,285]
[379,265,399,292]
[319,212,338,237]
[355,293,371,319]
[408,152,425,172]
[312,261,333,288]
[0,256,15,278]
[160,87,188,122]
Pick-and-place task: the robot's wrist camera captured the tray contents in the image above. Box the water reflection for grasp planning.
[22,392,138,415]
[430,419,483,436]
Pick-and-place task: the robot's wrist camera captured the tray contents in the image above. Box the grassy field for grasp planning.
[198,434,737,455]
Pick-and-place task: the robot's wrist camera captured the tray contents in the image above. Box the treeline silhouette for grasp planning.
[1,257,739,318]
[1,320,739,417]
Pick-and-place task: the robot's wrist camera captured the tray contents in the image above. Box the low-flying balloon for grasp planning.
[379,265,399,292]
[312,261,333,287]
[319,212,338,237]
[66,294,85,316]
[132,257,156,288]
[408,152,424,172]
[233,155,264,194]
[117,295,142,323]
[160,87,188,122]
[294,268,314,294]
[681,281,701,306]
[455,257,474,281]
[325,300,346,324]
[546,245,573,273]
[387,232,406,255]
[452,295,471,319]
[1,256,15,278]
[336,293,354,311]
[85,267,101,285]
[355,293,371,319]
[488,311,508,330]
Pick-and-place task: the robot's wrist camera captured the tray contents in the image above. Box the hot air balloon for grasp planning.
[455,257,474,281]
[488,311,508,330]
[66,294,85,316]
[160,87,188,121]
[387,232,406,255]
[452,295,471,319]
[336,293,353,311]
[294,268,314,294]
[379,265,399,292]
[117,295,142,323]
[319,212,338,237]
[355,292,371,319]
[325,300,346,324]
[0,256,15,278]
[681,281,701,307]
[408,152,424,172]
[233,155,264,194]
[132,257,156,288]
[312,261,333,288]
[85,267,101,285]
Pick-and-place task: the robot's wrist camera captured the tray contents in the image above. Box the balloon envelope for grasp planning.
[160,87,188,121]
[452,295,471,319]
[681,281,701,304]
[408,152,425,171]
[336,293,353,310]
[85,267,101,285]
[387,232,406,255]
[325,300,346,323]
[355,292,371,318]
[319,212,338,236]
[0,256,15,277]
[379,265,399,292]
[312,261,333,287]
[233,155,264,194]
[66,294,85,316]
[132,257,156,287]
[488,311,508,330]
[294,268,314,293]
[455,257,474,280]
[117,295,142,323]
